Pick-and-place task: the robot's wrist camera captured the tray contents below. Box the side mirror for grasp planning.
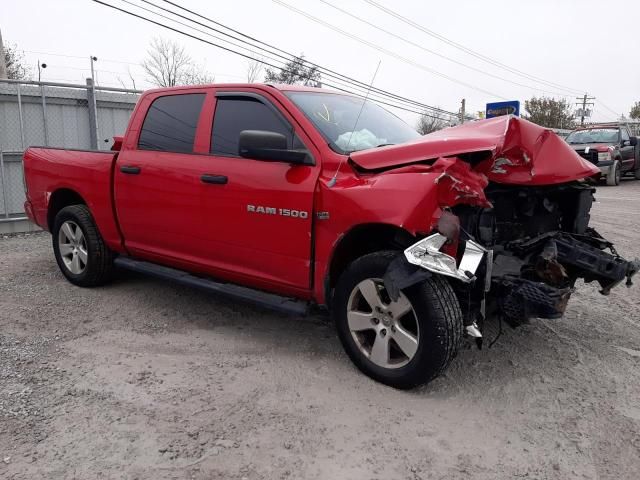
[238,130,313,165]
[630,136,638,146]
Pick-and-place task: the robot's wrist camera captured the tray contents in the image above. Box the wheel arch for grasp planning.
[47,188,87,231]
[325,223,416,306]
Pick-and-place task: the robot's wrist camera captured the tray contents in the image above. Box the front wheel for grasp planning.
[332,251,463,389]
[606,160,621,186]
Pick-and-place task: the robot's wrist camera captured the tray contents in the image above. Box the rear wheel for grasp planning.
[52,205,115,287]
[606,160,621,186]
[332,251,463,389]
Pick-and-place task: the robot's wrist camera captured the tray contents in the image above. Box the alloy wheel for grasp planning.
[58,220,88,274]
[346,278,420,369]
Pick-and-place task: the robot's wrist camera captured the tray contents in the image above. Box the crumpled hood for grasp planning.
[350,116,599,185]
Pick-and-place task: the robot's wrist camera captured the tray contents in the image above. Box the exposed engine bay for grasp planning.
[388,181,640,343]
[454,182,638,327]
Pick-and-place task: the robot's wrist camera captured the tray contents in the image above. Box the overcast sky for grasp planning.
[3,0,639,126]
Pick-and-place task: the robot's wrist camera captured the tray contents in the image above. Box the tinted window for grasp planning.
[211,97,292,156]
[138,94,205,153]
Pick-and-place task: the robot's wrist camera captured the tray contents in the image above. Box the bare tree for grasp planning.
[117,67,139,90]
[246,57,263,83]
[181,66,215,86]
[416,112,448,135]
[141,37,214,87]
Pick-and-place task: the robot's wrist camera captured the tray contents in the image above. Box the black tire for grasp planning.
[606,160,621,186]
[52,204,115,287]
[332,251,463,389]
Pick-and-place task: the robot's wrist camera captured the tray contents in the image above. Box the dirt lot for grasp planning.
[1,181,640,480]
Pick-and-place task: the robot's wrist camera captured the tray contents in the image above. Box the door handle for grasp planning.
[201,174,228,185]
[120,165,141,175]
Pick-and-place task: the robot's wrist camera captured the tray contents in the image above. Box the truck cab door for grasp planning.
[620,128,635,169]
[198,91,321,293]
[114,90,214,263]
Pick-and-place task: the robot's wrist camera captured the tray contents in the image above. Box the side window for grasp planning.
[621,128,630,142]
[138,93,205,153]
[211,97,292,156]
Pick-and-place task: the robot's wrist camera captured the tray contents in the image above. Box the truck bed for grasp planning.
[22,147,122,251]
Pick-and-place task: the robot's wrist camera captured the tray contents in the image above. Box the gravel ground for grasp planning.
[1,180,640,480]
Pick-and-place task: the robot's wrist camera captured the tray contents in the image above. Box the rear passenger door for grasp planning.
[200,91,320,292]
[115,90,213,263]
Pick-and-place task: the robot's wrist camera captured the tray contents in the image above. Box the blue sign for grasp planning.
[486,101,520,118]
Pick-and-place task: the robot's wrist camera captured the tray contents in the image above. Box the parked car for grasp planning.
[22,84,639,388]
[565,123,640,186]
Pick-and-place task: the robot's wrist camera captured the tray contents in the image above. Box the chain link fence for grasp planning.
[0,78,140,232]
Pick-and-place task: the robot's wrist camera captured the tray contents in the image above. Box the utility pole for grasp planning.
[460,98,466,124]
[0,28,7,79]
[89,56,99,149]
[575,93,595,127]
[37,60,47,82]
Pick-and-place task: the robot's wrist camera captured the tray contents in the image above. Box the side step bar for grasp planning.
[114,257,309,316]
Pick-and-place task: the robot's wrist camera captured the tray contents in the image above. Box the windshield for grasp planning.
[566,128,620,144]
[285,91,420,153]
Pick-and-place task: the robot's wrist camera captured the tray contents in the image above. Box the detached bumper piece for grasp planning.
[497,229,639,324]
[498,278,571,320]
[553,233,639,294]
[509,229,640,295]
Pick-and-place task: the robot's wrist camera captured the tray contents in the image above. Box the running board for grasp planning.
[114,257,309,316]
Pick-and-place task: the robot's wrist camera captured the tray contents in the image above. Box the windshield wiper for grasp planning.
[375,143,395,147]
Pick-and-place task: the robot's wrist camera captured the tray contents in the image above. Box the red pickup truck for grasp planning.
[22,84,639,388]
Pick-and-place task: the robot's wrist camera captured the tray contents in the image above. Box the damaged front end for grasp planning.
[456,182,638,326]
[366,117,639,341]
[396,182,639,340]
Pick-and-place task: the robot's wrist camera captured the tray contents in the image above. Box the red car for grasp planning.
[22,84,639,388]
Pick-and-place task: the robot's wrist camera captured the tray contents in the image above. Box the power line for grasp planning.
[317,0,573,97]
[91,0,454,121]
[596,100,622,119]
[24,49,142,67]
[113,0,459,119]
[272,0,506,100]
[126,0,453,118]
[148,0,457,117]
[363,0,584,96]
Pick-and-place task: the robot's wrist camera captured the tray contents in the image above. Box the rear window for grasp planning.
[138,94,205,153]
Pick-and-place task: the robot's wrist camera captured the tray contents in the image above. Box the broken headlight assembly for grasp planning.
[404,233,488,283]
